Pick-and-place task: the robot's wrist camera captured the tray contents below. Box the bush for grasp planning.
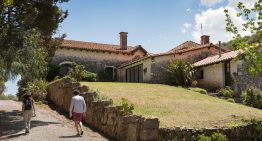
[250,119,262,139]
[243,86,262,109]
[167,60,195,86]
[82,71,97,82]
[218,86,234,98]
[211,132,228,141]
[0,94,17,100]
[46,64,61,82]
[197,132,228,141]
[227,98,235,103]
[23,79,49,102]
[119,98,134,115]
[0,80,5,94]
[191,80,198,87]
[67,62,97,82]
[197,134,211,141]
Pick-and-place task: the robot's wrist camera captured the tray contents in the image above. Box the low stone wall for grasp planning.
[47,78,159,141]
[158,125,258,141]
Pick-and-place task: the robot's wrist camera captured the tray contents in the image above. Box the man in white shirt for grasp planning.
[69,90,86,136]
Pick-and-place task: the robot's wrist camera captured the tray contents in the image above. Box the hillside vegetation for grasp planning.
[82,82,262,128]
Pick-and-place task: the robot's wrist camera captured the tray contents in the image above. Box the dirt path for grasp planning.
[0,100,112,141]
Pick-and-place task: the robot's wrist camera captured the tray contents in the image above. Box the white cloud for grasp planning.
[200,0,224,7]
[228,0,257,9]
[181,23,192,34]
[192,6,251,43]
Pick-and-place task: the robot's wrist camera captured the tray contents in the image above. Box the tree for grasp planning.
[167,60,195,86]
[224,0,262,75]
[0,0,68,79]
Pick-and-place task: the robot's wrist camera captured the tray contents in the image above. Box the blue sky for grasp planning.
[5,0,255,95]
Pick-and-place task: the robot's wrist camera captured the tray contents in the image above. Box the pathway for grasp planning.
[0,100,111,141]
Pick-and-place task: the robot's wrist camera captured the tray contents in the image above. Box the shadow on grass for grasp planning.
[0,110,61,140]
[47,103,115,141]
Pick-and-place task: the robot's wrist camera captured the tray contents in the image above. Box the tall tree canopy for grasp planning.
[0,0,68,81]
[224,0,262,75]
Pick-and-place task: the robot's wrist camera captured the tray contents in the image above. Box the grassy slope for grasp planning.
[82,82,262,128]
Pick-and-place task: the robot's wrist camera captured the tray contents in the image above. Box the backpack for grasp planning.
[24,98,32,110]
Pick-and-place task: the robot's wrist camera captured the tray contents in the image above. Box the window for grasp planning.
[196,70,204,79]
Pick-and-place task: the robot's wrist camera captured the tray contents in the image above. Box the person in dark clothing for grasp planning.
[22,93,36,134]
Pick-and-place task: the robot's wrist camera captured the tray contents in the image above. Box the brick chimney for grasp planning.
[120,32,128,50]
[200,35,210,45]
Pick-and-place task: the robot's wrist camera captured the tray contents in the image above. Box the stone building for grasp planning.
[52,32,147,81]
[117,35,227,83]
[193,50,262,93]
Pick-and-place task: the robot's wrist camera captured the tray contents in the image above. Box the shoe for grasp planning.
[76,133,81,137]
[80,131,83,136]
[25,128,29,134]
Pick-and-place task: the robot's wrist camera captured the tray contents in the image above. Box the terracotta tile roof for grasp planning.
[193,50,243,67]
[118,43,228,68]
[168,41,200,52]
[61,39,147,54]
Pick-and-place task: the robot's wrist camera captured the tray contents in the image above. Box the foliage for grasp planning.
[250,119,262,140]
[0,80,5,94]
[191,80,198,87]
[167,60,195,86]
[197,132,228,141]
[190,87,207,94]
[218,86,234,98]
[197,134,211,141]
[46,64,61,82]
[227,98,235,103]
[22,79,49,102]
[82,71,97,82]
[68,62,97,82]
[243,86,262,109]
[119,98,134,115]
[224,1,262,76]
[0,94,17,100]
[0,0,68,78]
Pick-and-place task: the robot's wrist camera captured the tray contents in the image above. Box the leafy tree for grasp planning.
[0,0,68,97]
[167,60,194,86]
[224,1,262,75]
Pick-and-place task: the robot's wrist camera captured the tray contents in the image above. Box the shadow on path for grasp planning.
[48,103,115,141]
[0,110,61,140]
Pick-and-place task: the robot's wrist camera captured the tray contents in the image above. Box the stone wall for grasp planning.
[47,78,159,141]
[159,125,257,141]
[234,62,262,96]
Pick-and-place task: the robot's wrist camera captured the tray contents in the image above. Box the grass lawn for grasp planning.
[82,82,262,128]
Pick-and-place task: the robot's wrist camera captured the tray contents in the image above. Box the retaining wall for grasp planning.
[47,78,159,141]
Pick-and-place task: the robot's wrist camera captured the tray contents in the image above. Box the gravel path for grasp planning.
[0,100,111,141]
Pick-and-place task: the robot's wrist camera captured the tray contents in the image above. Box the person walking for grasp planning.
[22,93,36,134]
[69,90,86,137]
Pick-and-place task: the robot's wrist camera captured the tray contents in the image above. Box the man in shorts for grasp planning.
[69,90,86,136]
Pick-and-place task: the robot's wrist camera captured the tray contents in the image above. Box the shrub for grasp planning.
[23,79,49,102]
[0,94,17,100]
[227,98,235,103]
[197,134,211,141]
[167,60,195,86]
[218,86,234,98]
[119,98,134,115]
[46,64,61,82]
[250,119,262,139]
[243,86,262,109]
[191,80,198,87]
[197,132,228,141]
[82,71,97,82]
[0,80,5,95]
[211,132,228,141]
[67,62,97,82]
